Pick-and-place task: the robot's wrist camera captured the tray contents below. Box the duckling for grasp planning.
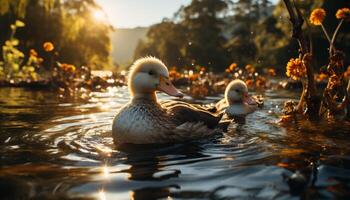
[112,57,222,144]
[215,79,262,117]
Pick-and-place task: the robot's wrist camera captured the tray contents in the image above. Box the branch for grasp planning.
[329,19,344,56]
[283,0,319,119]
[283,0,308,53]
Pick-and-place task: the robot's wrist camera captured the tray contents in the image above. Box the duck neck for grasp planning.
[227,98,243,106]
[132,92,158,103]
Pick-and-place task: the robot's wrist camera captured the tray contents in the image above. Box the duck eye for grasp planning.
[148,70,155,76]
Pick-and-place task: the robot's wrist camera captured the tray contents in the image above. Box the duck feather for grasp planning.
[113,99,222,144]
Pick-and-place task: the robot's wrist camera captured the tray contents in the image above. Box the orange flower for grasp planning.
[316,73,328,82]
[245,64,255,73]
[256,76,266,88]
[344,66,350,78]
[29,49,38,57]
[336,8,350,21]
[286,58,306,80]
[225,68,231,73]
[245,79,254,87]
[43,42,54,52]
[310,8,326,25]
[267,68,276,76]
[189,73,199,81]
[60,63,76,72]
[169,68,181,80]
[229,63,237,71]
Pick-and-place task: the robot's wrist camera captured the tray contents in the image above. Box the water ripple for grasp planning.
[1,87,350,199]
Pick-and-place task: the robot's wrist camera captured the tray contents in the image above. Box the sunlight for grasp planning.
[93,9,108,23]
[99,189,107,200]
[102,165,110,179]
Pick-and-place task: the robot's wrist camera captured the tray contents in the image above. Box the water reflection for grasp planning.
[1,87,350,199]
[98,189,106,200]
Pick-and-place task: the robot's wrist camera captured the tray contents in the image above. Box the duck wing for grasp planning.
[215,95,264,112]
[215,98,228,112]
[160,100,222,129]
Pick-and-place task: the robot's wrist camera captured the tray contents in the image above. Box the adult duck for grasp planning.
[112,57,222,144]
[215,79,263,118]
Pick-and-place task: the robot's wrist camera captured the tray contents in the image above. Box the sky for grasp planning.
[95,0,191,28]
[95,0,278,29]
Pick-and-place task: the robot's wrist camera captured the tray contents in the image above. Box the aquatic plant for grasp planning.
[283,0,350,120]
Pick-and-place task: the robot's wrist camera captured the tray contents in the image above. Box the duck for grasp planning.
[112,57,222,144]
[215,79,263,118]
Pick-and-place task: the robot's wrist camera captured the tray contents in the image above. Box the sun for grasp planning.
[92,9,108,23]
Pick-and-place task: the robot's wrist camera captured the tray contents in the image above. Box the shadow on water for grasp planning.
[1,87,350,199]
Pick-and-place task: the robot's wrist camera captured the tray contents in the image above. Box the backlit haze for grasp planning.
[95,0,191,28]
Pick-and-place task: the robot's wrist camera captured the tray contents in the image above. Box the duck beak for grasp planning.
[243,92,256,105]
[158,76,184,98]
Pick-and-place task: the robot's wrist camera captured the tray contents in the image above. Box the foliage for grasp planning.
[0,0,112,70]
[177,0,229,71]
[134,21,187,67]
[282,1,350,121]
[0,20,33,81]
[0,20,103,92]
[226,0,265,66]
[135,0,230,72]
[134,0,349,74]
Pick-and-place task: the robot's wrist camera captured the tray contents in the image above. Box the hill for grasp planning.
[111,27,149,67]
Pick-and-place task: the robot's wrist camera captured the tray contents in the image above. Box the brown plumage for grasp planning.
[112,57,223,144]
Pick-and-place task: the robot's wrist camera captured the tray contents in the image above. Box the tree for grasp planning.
[225,0,272,66]
[0,0,112,70]
[177,0,229,71]
[134,20,186,67]
[134,0,230,72]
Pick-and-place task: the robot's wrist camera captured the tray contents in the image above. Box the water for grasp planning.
[1,87,350,199]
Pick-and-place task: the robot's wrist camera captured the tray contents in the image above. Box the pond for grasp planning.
[0,87,350,199]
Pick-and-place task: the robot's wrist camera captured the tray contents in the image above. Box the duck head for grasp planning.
[225,79,256,105]
[128,57,184,100]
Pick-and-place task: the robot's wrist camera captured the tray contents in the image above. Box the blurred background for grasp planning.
[0,0,349,74]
